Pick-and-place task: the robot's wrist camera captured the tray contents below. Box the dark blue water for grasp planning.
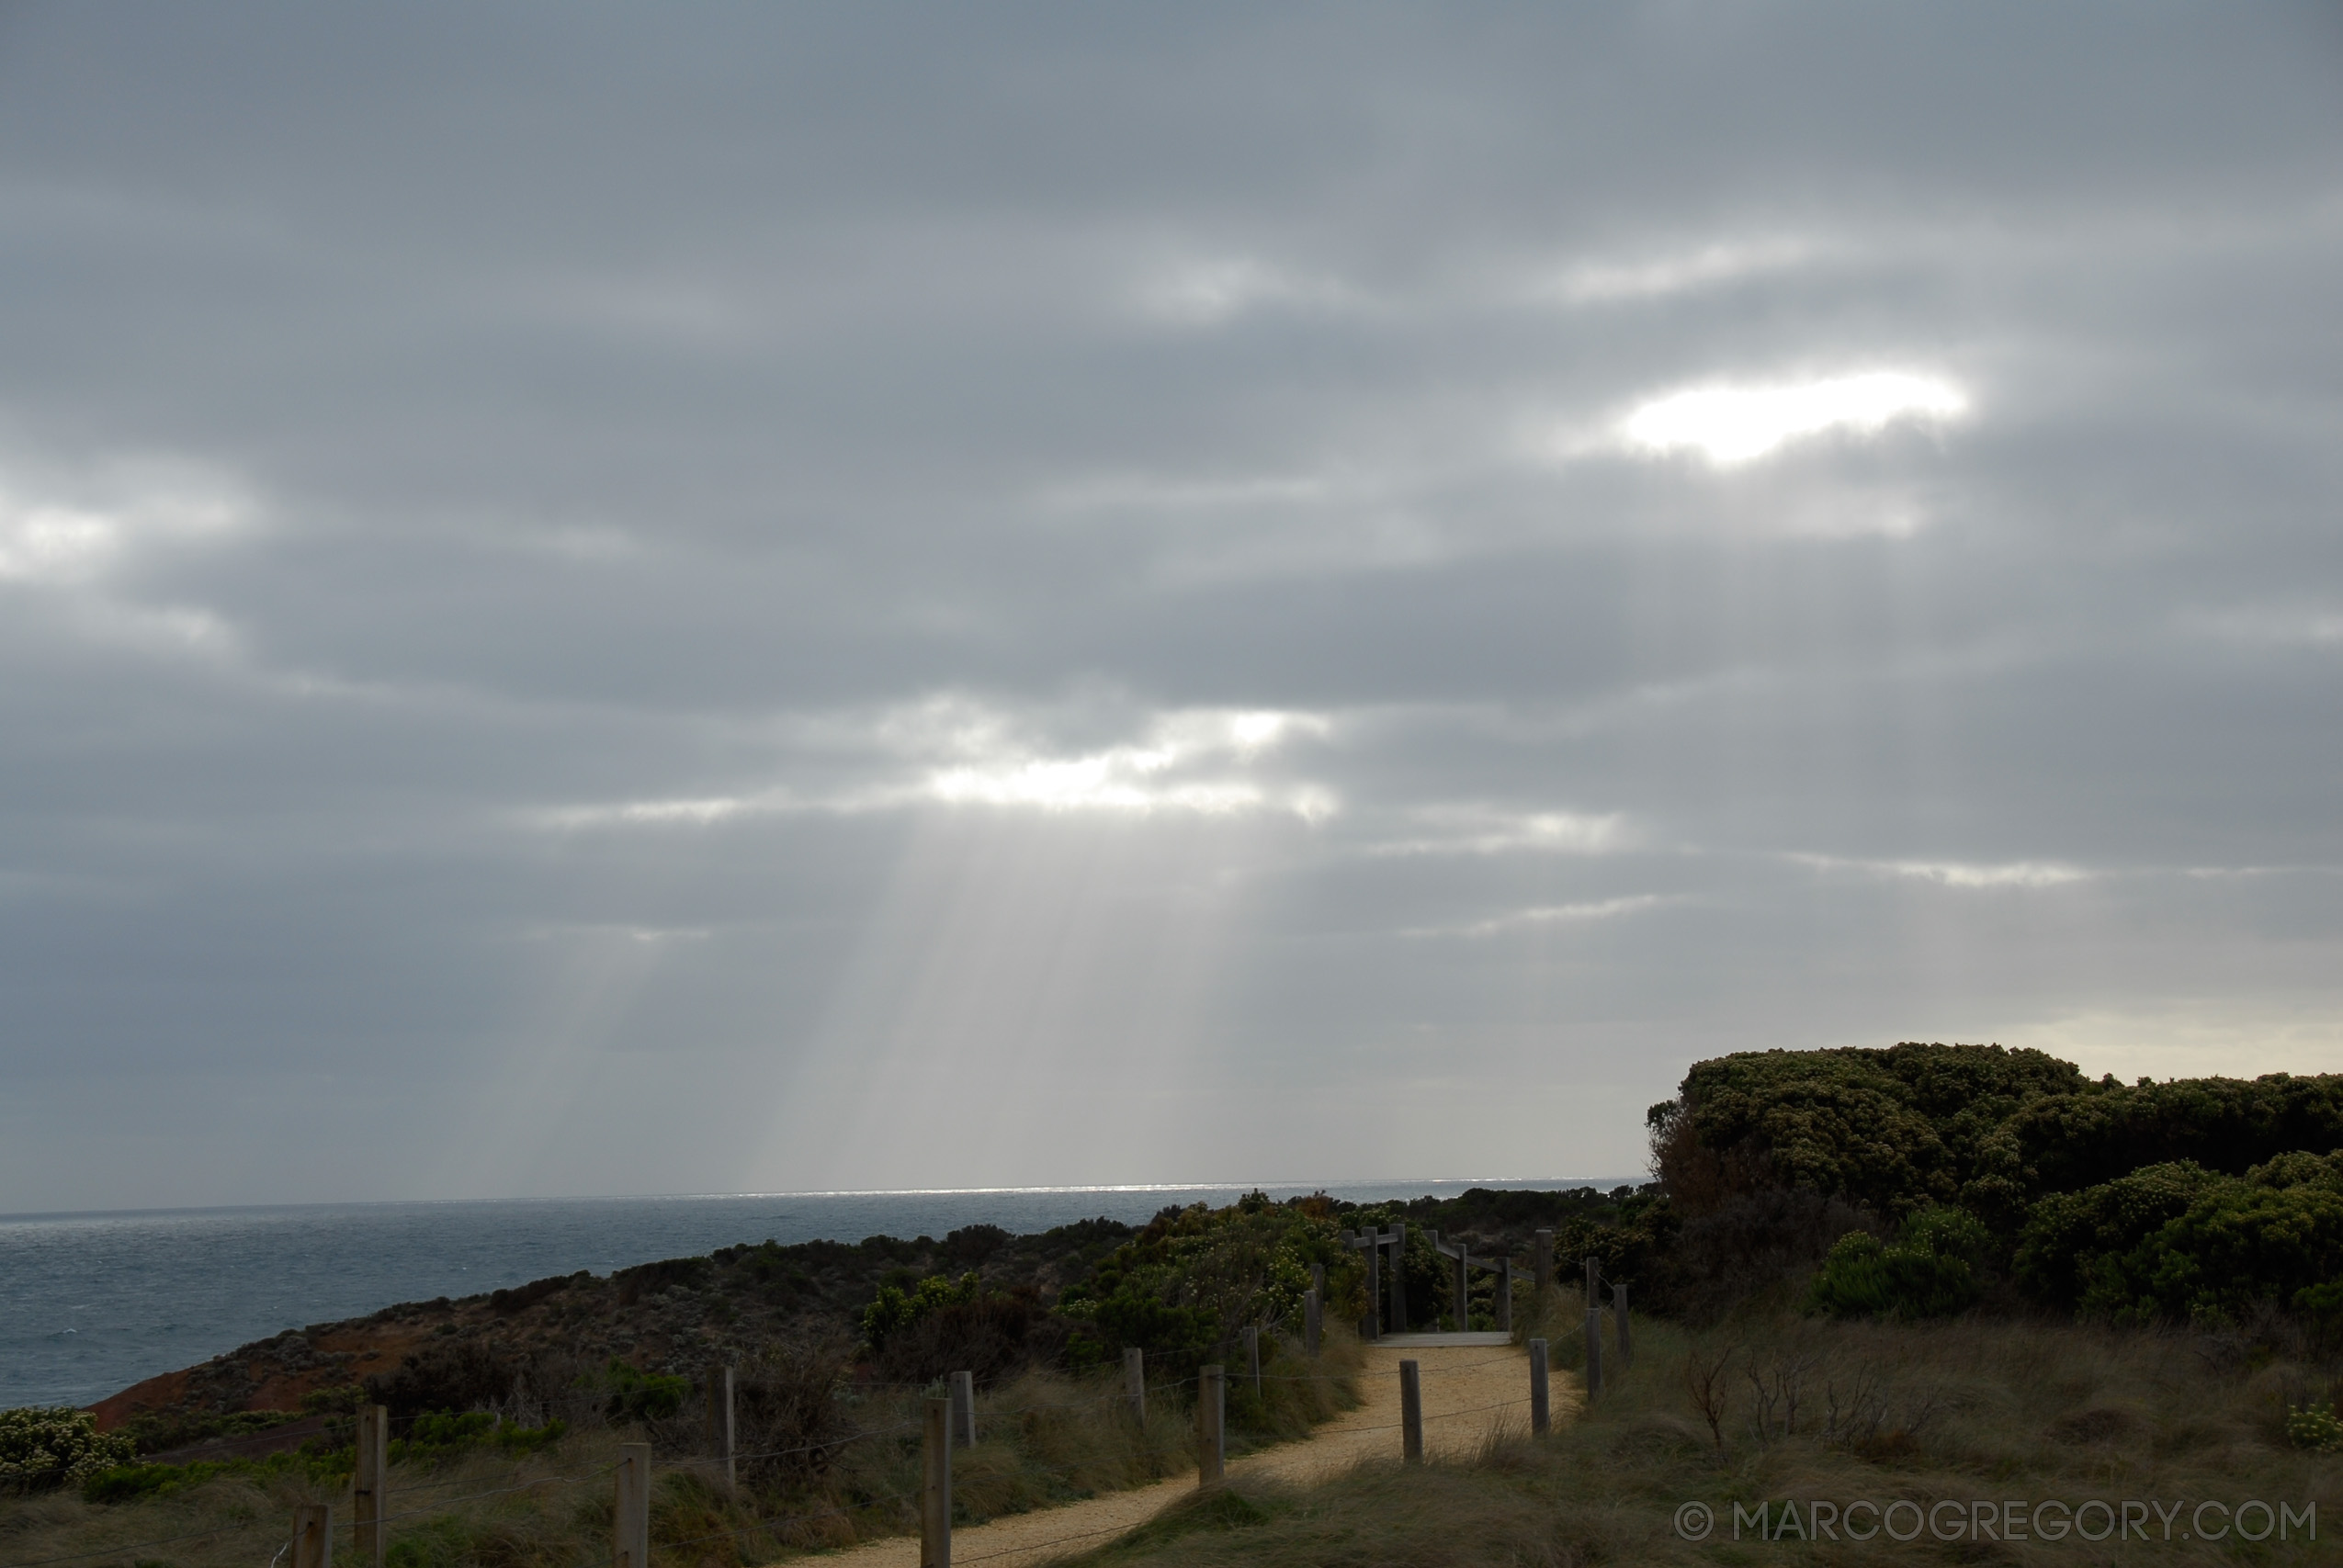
[0,1179,1622,1409]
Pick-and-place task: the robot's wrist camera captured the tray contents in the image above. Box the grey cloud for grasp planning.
[1,4,2340,1208]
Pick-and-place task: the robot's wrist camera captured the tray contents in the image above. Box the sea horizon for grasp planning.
[2,1178,1638,1409]
[0,1175,1644,1226]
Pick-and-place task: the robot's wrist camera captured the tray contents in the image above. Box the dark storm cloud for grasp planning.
[2,4,2339,1207]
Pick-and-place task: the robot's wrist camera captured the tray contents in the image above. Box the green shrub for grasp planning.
[1058,1199,1356,1373]
[598,1360,687,1425]
[112,1404,306,1459]
[2287,1402,2343,1452]
[1805,1207,1988,1320]
[395,1410,567,1464]
[1653,1043,2088,1224]
[2012,1151,2343,1327]
[81,1410,563,1503]
[82,1459,228,1504]
[862,1270,982,1352]
[1652,1044,2343,1247]
[0,1406,137,1493]
[2074,1163,2343,1327]
[2012,1160,2221,1308]
[300,1382,368,1416]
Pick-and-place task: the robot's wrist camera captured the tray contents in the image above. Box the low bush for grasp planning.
[1806,1206,1989,1320]
[1058,1197,1358,1375]
[2019,1152,2343,1328]
[0,1407,138,1493]
[395,1410,567,1465]
[599,1359,689,1424]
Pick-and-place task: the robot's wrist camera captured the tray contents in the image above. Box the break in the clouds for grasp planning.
[1615,371,1970,467]
[1,4,2340,1211]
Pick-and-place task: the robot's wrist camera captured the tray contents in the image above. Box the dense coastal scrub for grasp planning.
[1643,1043,2343,1329]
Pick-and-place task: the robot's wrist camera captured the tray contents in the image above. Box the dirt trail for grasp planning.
[818,1343,1569,1567]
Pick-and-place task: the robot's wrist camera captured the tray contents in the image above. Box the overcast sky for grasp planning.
[3,5,2339,1213]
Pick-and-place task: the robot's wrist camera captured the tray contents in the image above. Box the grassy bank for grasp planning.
[1064,1292,2342,1568]
[3,1336,1360,1568]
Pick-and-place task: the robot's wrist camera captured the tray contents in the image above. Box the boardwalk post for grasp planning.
[1304,1286,1321,1358]
[1613,1281,1633,1368]
[1388,1224,1409,1333]
[615,1443,650,1568]
[951,1370,975,1449]
[1242,1325,1262,1398]
[1582,1308,1604,1400]
[1495,1262,1513,1334]
[1124,1346,1146,1422]
[1198,1365,1226,1485]
[1364,1231,1382,1339]
[354,1404,387,1568]
[1399,1359,1423,1464]
[1453,1243,1469,1329]
[292,1503,332,1568]
[706,1361,735,1490]
[1529,1337,1550,1435]
[922,1397,952,1568]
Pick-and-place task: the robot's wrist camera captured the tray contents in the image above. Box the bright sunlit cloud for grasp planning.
[923,707,1333,817]
[533,704,1339,829]
[1619,371,1969,465]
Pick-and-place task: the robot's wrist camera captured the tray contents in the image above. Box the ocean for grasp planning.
[0,1179,1626,1410]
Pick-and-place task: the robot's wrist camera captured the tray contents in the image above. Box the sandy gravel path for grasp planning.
[816,1342,1568,1567]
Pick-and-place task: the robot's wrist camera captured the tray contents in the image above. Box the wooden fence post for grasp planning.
[950,1371,975,1449]
[1197,1365,1226,1485]
[1242,1326,1261,1398]
[1534,1229,1553,1314]
[706,1361,735,1490]
[1304,1286,1320,1358]
[1495,1262,1514,1334]
[1584,1256,1599,1310]
[1613,1281,1632,1368]
[614,1443,650,1568]
[292,1503,332,1568]
[1124,1347,1146,1423]
[1582,1308,1603,1400]
[1399,1359,1423,1464]
[1387,1224,1409,1333]
[1453,1243,1469,1329]
[1364,1232,1382,1339]
[353,1404,387,1568]
[1528,1338,1550,1435]
[922,1396,952,1568]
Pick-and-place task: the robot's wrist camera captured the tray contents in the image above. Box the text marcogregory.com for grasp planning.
[1671,1498,2315,1544]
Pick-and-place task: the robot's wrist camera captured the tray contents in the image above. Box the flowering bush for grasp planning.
[0,1405,138,1492]
[2287,1401,2343,1452]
